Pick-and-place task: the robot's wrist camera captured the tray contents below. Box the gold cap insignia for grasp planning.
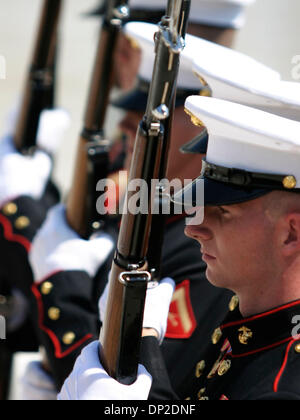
[283,176,297,190]
[184,108,205,127]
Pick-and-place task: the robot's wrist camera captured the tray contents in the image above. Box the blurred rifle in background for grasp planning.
[14,0,63,152]
[66,0,130,238]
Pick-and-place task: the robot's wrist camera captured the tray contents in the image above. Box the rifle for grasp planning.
[100,0,191,385]
[14,0,62,152]
[66,1,130,239]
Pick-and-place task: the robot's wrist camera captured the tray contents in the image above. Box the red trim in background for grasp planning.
[31,283,93,359]
[165,279,197,339]
[273,339,295,393]
[0,214,31,252]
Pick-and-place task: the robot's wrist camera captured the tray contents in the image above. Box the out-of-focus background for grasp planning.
[0,0,300,197]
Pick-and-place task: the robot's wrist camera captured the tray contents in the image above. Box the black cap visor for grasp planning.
[173,175,270,208]
[180,129,208,154]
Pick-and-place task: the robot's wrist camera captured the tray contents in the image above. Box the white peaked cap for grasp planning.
[186,96,300,187]
[129,0,255,28]
[124,21,201,91]
[192,44,300,120]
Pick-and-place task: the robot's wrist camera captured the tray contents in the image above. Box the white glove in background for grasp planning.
[58,341,152,401]
[36,109,70,156]
[21,361,57,401]
[1,101,70,155]
[99,277,175,345]
[0,136,52,207]
[142,278,175,344]
[29,204,114,282]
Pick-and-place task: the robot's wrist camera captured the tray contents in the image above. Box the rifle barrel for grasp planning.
[14,0,62,151]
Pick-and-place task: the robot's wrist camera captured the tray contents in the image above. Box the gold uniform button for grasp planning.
[195,360,206,378]
[15,216,30,230]
[62,332,76,345]
[218,359,231,376]
[294,343,300,354]
[41,282,53,295]
[48,307,60,321]
[2,202,18,216]
[212,327,222,345]
[229,295,239,312]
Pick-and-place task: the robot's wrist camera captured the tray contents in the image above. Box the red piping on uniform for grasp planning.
[0,214,31,252]
[230,336,295,359]
[221,299,300,330]
[273,339,295,393]
[31,283,93,359]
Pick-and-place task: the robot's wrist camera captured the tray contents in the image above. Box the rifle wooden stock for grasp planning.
[66,2,129,238]
[14,0,62,151]
[100,0,191,384]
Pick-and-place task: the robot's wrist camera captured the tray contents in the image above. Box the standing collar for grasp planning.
[220,299,300,357]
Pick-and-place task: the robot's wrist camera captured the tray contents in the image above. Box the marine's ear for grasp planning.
[282,213,300,257]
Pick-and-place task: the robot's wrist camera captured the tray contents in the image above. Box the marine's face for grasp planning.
[184,196,278,294]
[114,33,142,91]
[119,110,144,172]
[119,107,203,181]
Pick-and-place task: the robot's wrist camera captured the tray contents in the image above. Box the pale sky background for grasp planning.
[0,0,299,196]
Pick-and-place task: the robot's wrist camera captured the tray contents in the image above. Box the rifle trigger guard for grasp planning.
[118,271,152,286]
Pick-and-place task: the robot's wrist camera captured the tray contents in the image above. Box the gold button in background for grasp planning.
[15,216,30,230]
[48,307,60,321]
[62,332,76,345]
[41,282,53,295]
[2,202,18,216]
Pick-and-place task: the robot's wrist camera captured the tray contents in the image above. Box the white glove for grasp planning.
[99,277,175,345]
[36,108,70,156]
[21,361,57,401]
[29,204,114,282]
[58,341,152,401]
[0,136,52,207]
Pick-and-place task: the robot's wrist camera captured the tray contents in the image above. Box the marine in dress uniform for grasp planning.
[0,109,69,399]
[58,96,300,401]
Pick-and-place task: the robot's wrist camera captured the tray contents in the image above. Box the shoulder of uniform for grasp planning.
[31,271,98,359]
[0,196,47,246]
